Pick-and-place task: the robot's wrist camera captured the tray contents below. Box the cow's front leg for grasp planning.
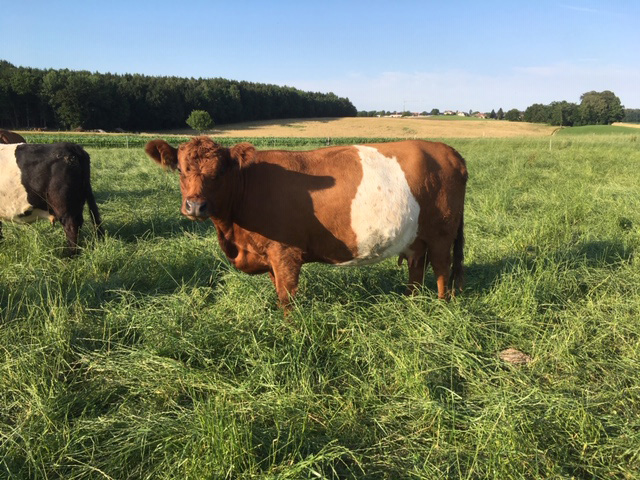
[403,240,428,295]
[0,221,3,240]
[269,254,303,311]
[405,253,427,295]
[60,216,82,257]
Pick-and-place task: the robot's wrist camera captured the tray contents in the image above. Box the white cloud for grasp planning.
[560,4,601,14]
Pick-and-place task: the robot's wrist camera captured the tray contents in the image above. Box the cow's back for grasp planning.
[0,142,91,219]
[16,143,90,203]
[237,141,466,265]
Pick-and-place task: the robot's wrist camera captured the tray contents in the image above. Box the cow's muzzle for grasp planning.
[184,199,209,219]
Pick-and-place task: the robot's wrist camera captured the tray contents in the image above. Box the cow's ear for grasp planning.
[145,140,178,170]
[229,142,256,168]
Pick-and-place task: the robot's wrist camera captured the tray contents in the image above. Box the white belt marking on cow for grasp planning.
[0,144,35,221]
[339,145,420,266]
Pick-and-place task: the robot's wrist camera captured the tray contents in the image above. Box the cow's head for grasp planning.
[145,137,254,220]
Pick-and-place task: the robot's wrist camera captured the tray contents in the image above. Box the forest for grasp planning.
[0,61,357,131]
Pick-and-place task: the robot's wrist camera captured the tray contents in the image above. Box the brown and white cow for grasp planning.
[145,137,467,308]
[0,129,26,144]
[0,142,103,255]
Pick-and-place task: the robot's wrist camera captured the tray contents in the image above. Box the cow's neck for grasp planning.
[208,169,242,222]
[209,169,244,256]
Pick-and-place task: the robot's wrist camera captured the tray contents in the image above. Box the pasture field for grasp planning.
[556,125,640,136]
[2,135,640,479]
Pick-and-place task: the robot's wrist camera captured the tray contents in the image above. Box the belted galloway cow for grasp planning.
[0,142,103,255]
[145,137,467,309]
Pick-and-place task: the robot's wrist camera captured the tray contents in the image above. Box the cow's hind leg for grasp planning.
[428,239,452,300]
[0,221,3,240]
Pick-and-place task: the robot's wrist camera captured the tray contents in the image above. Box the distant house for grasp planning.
[456,111,467,117]
[444,110,456,116]
[474,112,487,119]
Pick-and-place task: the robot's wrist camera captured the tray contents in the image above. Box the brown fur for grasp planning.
[146,137,467,309]
[0,129,26,144]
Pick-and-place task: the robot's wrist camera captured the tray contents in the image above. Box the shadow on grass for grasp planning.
[464,239,634,296]
[93,189,161,203]
[104,215,215,242]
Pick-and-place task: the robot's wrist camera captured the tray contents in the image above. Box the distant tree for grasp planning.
[577,90,624,125]
[504,109,522,122]
[497,108,504,120]
[523,103,552,123]
[489,109,497,119]
[186,110,214,133]
[623,108,640,123]
[549,101,578,126]
[430,108,440,116]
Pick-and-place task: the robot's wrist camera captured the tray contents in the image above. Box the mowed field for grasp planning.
[2,124,640,478]
[176,116,558,138]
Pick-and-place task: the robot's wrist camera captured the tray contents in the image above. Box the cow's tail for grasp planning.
[451,214,464,293]
[78,145,104,238]
[86,182,104,238]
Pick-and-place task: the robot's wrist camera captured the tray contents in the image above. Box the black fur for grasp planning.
[7,142,103,255]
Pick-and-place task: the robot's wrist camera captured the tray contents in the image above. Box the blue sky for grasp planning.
[2,0,638,112]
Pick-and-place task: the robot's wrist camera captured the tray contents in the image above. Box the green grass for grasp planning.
[21,133,421,149]
[2,138,640,478]
[556,124,640,136]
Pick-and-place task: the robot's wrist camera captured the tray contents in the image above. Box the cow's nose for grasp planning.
[185,199,208,217]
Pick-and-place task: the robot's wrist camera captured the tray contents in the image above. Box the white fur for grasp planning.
[339,145,420,266]
[0,144,34,221]
[11,208,51,224]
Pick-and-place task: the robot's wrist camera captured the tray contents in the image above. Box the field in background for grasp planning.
[556,124,640,136]
[209,116,554,138]
[2,133,640,478]
[18,116,559,145]
[168,116,558,138]
[18,117,640,149]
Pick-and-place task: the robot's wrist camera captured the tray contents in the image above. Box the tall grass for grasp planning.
[1,138,640,478]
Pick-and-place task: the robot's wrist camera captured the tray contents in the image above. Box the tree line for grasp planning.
[521,91,625,126]
[0,61,357,131]
[358,91,635,126]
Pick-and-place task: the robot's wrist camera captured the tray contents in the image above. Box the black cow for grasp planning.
[0,142,103,255]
